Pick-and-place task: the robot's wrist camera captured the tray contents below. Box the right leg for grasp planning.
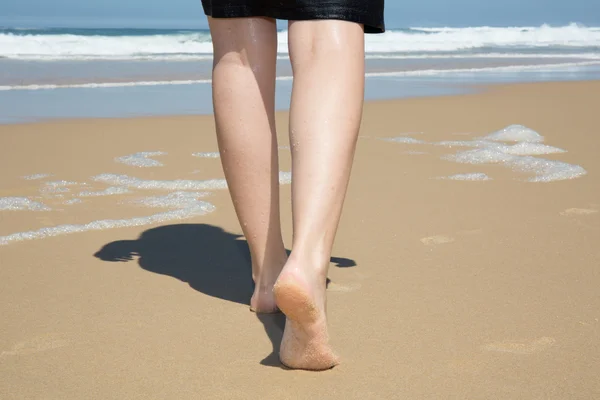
[208,17,287,313]
[274,20,366,370]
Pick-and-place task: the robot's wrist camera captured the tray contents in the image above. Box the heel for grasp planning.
[273,280,318,323]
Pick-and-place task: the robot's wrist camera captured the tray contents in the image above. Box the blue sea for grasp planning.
[1,24,600,123]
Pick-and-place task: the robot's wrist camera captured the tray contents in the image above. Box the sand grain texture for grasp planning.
[1,81,599,399]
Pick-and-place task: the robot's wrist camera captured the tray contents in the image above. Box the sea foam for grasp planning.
[503,143,566,156]
[0,192,215,246]
[382,124,586,182]
[115,151,166,167]
[130,191,209,208]
[92,174,228,191]
[64,199,83,205]
[483,125,544,143]
[435,140,491,148]
[23,173,52,180]
[92,172,292,190]
[0,197,50,211]
[41,180,80,194]
[444,125,585,182]
[508,157,586,182]
[192,152,220,158]
[438,173,491,181]
[382,136,426,144]
[78,187,131,197]
[0,204,215,246]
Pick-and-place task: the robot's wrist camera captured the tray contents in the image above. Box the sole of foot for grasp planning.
[274,270,339,371]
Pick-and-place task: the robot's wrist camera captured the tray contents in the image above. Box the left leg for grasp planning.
[208,16,287,312]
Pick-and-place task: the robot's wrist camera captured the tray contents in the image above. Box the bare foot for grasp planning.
[250,279,279,313]
[250,257,286,313]
[273,259,339,370]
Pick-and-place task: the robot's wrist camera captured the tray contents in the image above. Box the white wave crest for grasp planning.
[1,24,599,60]
[2,60,599,92]
[0,32,214,59]
[366,24,600,53]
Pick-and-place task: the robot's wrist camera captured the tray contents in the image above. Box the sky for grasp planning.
[2,0,600,29]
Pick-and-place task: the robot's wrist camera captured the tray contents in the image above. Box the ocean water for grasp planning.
[1,24,600,121]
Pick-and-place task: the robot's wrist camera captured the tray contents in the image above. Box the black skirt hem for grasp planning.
[203,4,385,34]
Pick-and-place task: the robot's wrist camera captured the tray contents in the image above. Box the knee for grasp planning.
[288,23,364,69]
[302,37,347,61]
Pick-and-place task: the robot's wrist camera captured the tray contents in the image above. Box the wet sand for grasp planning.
[1,80,599,399]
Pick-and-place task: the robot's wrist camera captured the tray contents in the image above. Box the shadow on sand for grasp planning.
[94,223,355,367]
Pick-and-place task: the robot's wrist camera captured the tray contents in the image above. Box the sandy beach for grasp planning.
[1,80,599,398]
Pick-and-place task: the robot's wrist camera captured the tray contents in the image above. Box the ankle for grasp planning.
[286,249,330,279]
[252,249,288,283]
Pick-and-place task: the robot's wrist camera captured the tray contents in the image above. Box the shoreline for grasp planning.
[3,58,600,90]
[2,77,600,126]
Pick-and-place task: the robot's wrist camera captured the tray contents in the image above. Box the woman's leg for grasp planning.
[274,20,366,370]
[208,17,287,313]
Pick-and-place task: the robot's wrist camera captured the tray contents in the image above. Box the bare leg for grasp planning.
[208,17,287,313]
[274,20,366,370]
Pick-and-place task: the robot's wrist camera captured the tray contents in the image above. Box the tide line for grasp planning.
[2,60,599,92]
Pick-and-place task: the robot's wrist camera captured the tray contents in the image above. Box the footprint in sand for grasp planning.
[560,208,598,216]
[0,334,68,358]
[481,337,556,355]
[421,229,483,246]
[327,281,362,293]
[457,228,484,236]
[421,235,455,246]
